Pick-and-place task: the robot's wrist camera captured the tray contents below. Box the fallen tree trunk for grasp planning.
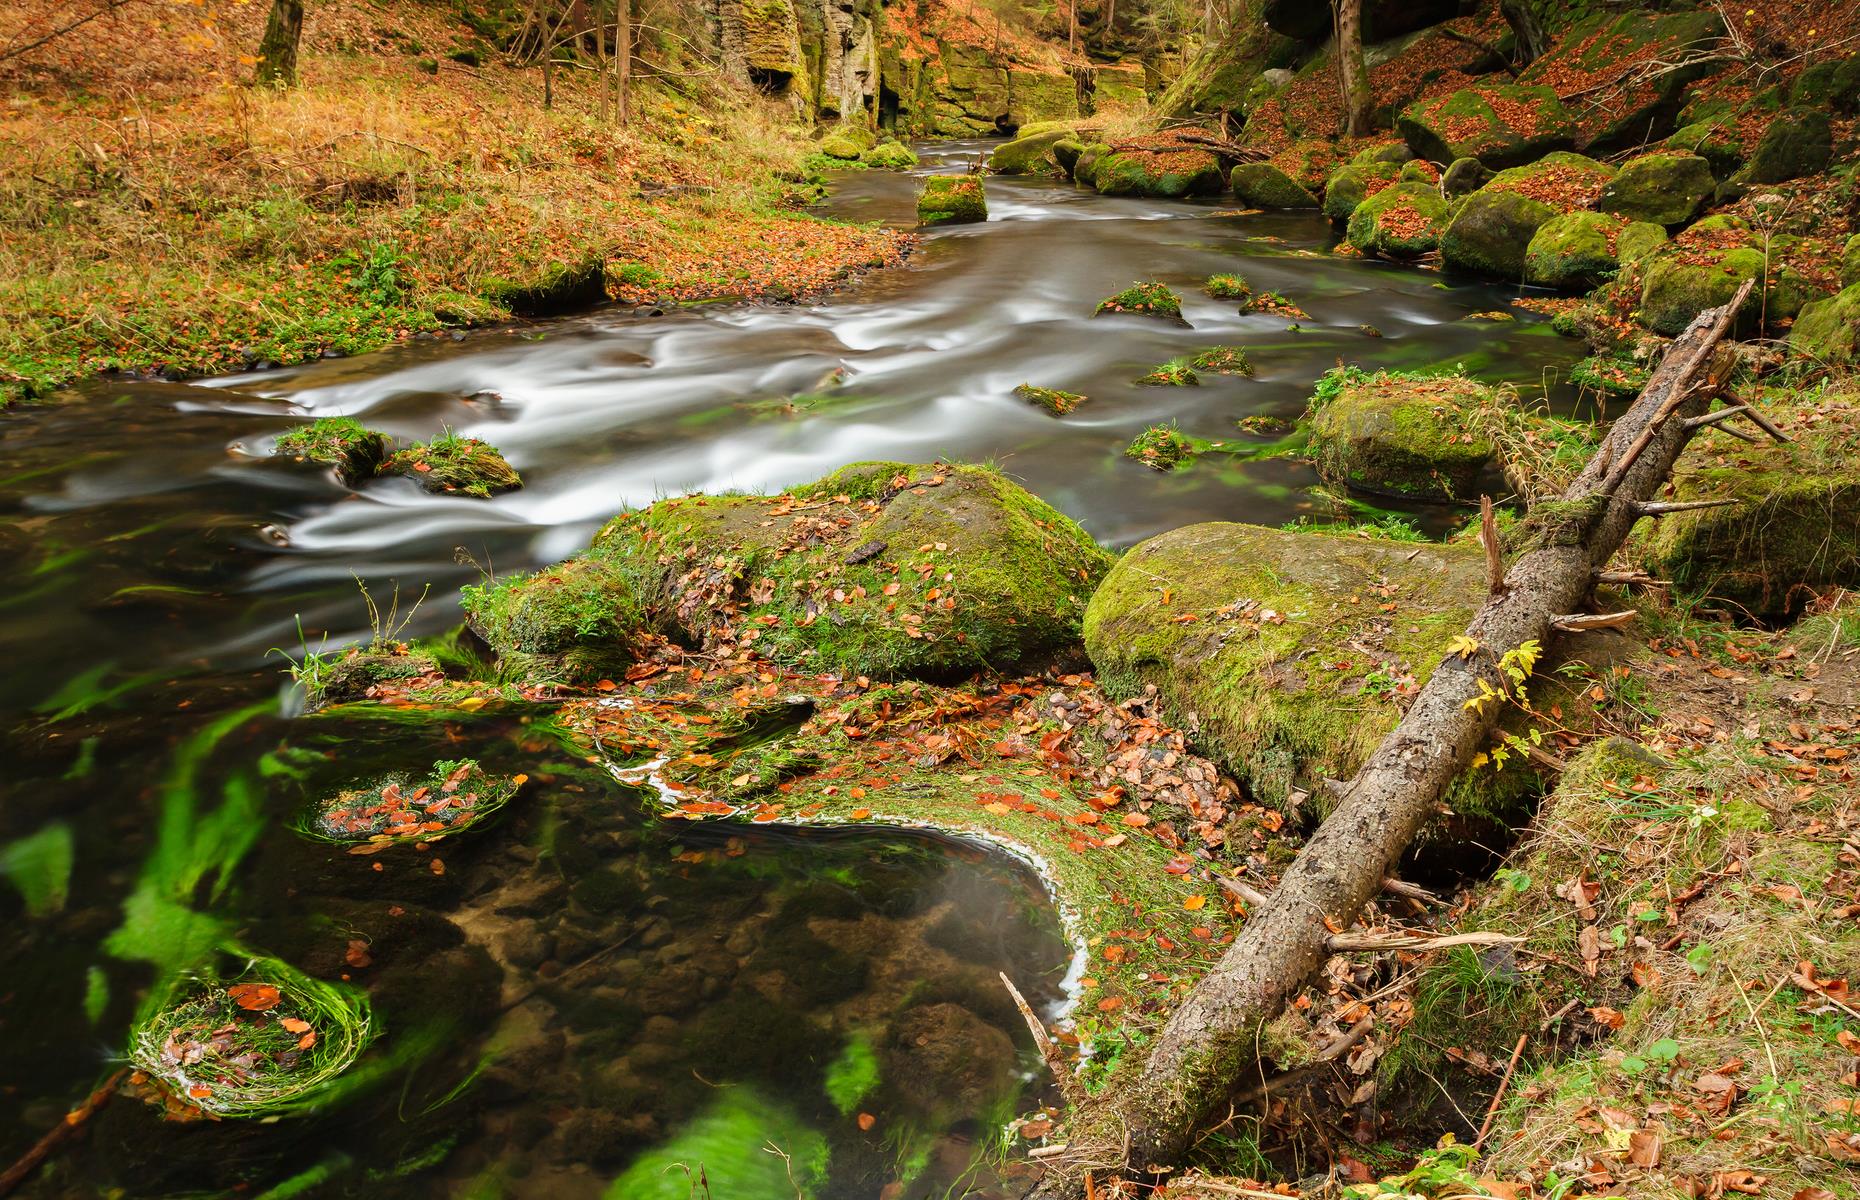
[1026,279,1753,1197]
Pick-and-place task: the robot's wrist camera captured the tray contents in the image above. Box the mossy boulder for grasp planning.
[1843,235,1860,289]
[862,141,918,170]
[1321,161,1400,221]
[988,128,1075,175]
[1634,234,1830,338]
[1597,153,1715,227]
[1440,188,1559,280]
[311,646,441,709]
[1524,211,1627,290]
[1441,157,1494,197]
[1095,145,1224,198]
[1616,221,1669,268]
[1052,138,1085,175]
[1788,55,1860,113]
[573,462,1112,679]
[1094,281,1183,321]
[1480,152,1615,212]
[274,417,389,485]
[916,175,987,225]
[818,123,877,160]
[1663,117,1743,176]
[1789,283,1860,365]
[1083,523,1539,824]
[1517,9,1727,151]
[1346,182,1450,260]
[1397,85,1577,168]
[461,558,645,683]
[381,435,521,498]
[1306,369,1497,502]
[1230,162,1317,209]
[1631,394,1860,619]
[1072,142,1112,187]
[1737,107,1832,185]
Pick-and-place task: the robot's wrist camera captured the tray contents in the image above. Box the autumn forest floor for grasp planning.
[0,0,909,406]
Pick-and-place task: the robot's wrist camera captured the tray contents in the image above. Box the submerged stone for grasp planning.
[916,175,987,225]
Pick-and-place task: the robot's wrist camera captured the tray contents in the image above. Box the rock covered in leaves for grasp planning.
[1631,393,1860,619]
[311,645,442,710]
[1321,159,1400,222]
[1083,522,1541,826]
[1345,182,1450,260]
[1515,8,1727,152]
[532,462,1114,681]
[1397,84,1578,169]
[916,175,987,225]
[1093,133,1224,198]
[1304,367,1498,502]
[1736,107,1833,185]
[306,759,521,846]
[1633,217,1833,337]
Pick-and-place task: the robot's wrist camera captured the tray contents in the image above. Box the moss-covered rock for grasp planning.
[572,462,1111,679]
[1788,55,1860,113]
[862,141,918,170]
[1631,227,1834,338]
[1440,187,1558,280]
[1844,234,1860,289]
[1616,221,1669,268]
[381,434,521,498]
[1321,161,1400,221]
[916,175,987,225]
[311,645,441,709]
[462,558,645,683]
[1083,523,1539,823]
[818,122,877,160]
[1481,151,1615,212]
[988,127,1075,175]
[1631,393,1860,618]
[273,417,389,485]
[1567,355,1650,400]
[1230,162,1318,209]
[1204,273,1250,300]
[1306,368,1497,502]
[1095,140,1224,198]
[1052,138,1085,176]
[1440,156,1494,197]
[1397,85,1577,168]
[1345,182,1450,260]
[1014,383,1085,415]
[1663,117,1743,176]
[1072,142,1112,187]
[1094,281,1183,321]
[1124,424,1196,471]
[1737,107,1833,185]
[1597,153,1715,227]
[1524,211,1627,290]
[1788,283,1860,365]
[1517,9,1727,151]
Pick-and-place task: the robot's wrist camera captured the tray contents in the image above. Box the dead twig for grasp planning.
[0,1067,129,1197]
[1003,973,1085,1107]
[1473,1033,1528,1149]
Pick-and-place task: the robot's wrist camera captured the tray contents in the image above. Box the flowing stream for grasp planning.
[0,142,1586,1198]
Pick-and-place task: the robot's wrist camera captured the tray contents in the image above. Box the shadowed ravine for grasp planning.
[0,143,1586,1199]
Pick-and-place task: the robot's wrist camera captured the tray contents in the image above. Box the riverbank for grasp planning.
[0,0,909,407]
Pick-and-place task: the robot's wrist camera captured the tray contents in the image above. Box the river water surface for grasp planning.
[0,142,1585,1198]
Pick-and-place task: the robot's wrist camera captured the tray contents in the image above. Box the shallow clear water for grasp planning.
[0,141,1584,1198]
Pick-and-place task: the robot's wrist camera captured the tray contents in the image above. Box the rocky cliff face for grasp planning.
[708,0,1153,137]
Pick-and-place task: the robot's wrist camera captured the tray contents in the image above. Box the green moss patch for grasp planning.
[128,955,371,1118]
[1596,152,1714,227]
[862,141,919,170]
[1015,383,1086,415]
[308,645,443,710]
[1524,211,1628,291]
[1204,273,1251,300]
[381,432,520,498]
[1188,346,1252,376]
[1095,281,1184,321]
[1229,163,1317,210]
[1441,187,1559,280]
[1137,361,1199,387]
[1125,424,1196,470]
[462,557,644,684]
[1568,355,1650,400]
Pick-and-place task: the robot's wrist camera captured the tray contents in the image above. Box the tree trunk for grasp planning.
[616,0,631,128]
[1027,279,1755,1198]
[1335,0,1369,136]
[1501,0,1550,65]
[254,0,305,87]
